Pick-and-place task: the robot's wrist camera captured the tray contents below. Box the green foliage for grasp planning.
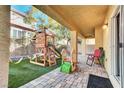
[23,7,47,29]
[23,7,37,25]
[47,17,71,44]
[24,6,71,45]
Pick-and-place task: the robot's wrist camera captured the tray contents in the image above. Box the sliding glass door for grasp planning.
[116,12,120,79]
[120,5,124,88]
[111,5,124,88]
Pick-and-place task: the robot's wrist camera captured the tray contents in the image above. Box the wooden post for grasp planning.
[70,31,78,71]
[0,6,10,87]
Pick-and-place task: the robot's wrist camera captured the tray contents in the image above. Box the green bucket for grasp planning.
[60,61,72,74]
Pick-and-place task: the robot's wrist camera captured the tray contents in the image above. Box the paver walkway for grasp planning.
[20,61,108,88]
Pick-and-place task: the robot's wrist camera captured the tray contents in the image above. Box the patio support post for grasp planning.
[0,6,10,87]
[82,38,87,59]
[95,26,103,49]
[70,30,78,71]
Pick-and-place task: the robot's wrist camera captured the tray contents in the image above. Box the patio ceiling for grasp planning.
[35,5,110,38]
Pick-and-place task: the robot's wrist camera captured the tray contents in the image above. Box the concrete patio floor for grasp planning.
[20,61,108,88]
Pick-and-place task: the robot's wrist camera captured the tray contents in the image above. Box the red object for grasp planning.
[94,49,101,59]
[86,49,101,66]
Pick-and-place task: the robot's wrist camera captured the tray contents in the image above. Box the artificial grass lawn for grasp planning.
[8,59,62,88]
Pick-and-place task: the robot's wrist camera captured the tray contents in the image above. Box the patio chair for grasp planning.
[86,49,101,66]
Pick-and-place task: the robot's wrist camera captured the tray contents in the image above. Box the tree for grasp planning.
[23,6,47,30]
[23,7,37,28]
[24,6,71,45]
[37,17,46,30]
[47,17,71,45]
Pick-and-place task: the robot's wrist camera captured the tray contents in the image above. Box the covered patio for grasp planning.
[34,5,110,72]
[0,5,124,88]
[20,62,108,88]
[0,5,114,88]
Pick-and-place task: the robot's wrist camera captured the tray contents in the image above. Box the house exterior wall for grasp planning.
[10,27,35,57]
[11,9,33,30]
[95,26,103,49]
[86,45,95,54]
[10,9,35,59]
[0,6,10,87]
[103,6,121,88]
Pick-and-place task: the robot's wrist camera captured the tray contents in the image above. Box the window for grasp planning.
[86,38,95,45]
[86,38,95,54]
[13,29,18,38]
[11,29,26,39]
[18,30,22,38]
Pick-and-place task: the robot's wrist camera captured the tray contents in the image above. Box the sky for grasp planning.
[11,5,49,28]
[11,5,32,13]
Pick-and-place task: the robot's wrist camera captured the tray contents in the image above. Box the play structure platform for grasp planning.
[30,27,61,67]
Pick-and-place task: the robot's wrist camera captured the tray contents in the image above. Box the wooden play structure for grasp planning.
[30,27,61,66]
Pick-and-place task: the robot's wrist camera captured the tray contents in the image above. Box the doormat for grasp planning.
[87,74,113,88]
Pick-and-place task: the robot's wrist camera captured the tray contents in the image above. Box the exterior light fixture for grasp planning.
[102,23,108,29]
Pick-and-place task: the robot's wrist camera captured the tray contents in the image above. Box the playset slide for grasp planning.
[48,46,61,58]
